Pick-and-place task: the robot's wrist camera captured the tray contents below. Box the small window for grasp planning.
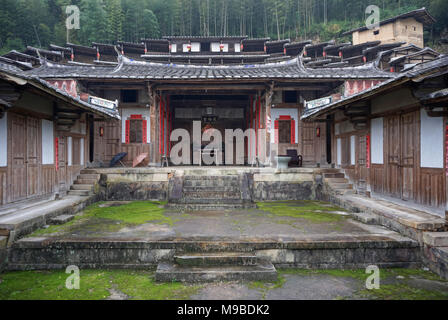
[278,120,292,143]
[284,91,298,103]
[373,30,380,35]
[201,42,211,52]
[129,119,143,143]
[413,26,416,31]
[121,90,138,103]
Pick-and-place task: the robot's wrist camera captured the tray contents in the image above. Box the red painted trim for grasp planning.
[249,96,253,159]
[274,120,279,144]
[279,115,292,120]
[291,120,296,144]
[142,120,147,144]
[130,114,143,120]
[55,137,59,171]
[125,120,130,144]
[162,99,165,155]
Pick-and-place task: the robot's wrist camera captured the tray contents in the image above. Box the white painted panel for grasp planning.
[80,138,85,166]
[191,42,200,52]
[121,108,151,143]
[234,43,241,52]
[270,108,299,143]
[350,135,356,165]
[211,42,220,52]
[67,137,73,166]
[337,138,342,166]
[371,117,384,164]
[0,113,7,167]
[420,109,443,168]
[41,119,54,165]
[182,43,190,52]
[171,43,177,53]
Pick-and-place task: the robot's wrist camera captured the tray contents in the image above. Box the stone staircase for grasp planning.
[168,174,254,211]
[322,169,354,196]
[67,169,100,197]
[155,251,278,282]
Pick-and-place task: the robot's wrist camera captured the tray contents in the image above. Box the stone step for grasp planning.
[182,191,241,199]
[324,178,348,183]
[324,173,345,179]
[177,198,245,204]
[49,214,75,225]
[328,183,353,190]
[74,178,98,185]
[80,169,99,175]
[166,203,254,211]
[71,184,94,191]
[78,173,100,180]
[184,176,240,181]
[183,180,240,188]
[67,190,91,197]
[175,252,259,266]
[155,261,278,283]
[183,185,239,192]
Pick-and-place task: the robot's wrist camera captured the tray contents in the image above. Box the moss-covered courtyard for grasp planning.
[28,200,362,240]
[1,268,447,300]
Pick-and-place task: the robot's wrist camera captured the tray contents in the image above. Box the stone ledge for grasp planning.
[423,232,448,247]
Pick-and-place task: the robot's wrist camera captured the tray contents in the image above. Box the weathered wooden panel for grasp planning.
[419,168,445,208]
[41,165,56,196]
[385,115,401,198]
[57,136,67,192]
[371,164,385,194]
[26,117,40,197]
[10,113,27,202]
[401,112,417,201]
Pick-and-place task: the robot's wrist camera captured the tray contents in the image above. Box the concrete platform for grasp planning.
[0,195,98,242]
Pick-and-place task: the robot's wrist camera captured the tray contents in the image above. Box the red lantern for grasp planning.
[99,127,104,137]
[363,56,367,63]
[220,43,225,52]
[241,43,244,51]
[316,127,321,138]
[323,51,326,57]
[187,44,192,52]
[339,51,343,58]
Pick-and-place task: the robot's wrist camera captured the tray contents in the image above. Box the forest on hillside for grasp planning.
[0,0,447,55]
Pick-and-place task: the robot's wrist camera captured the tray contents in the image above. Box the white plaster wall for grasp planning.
[420,109,443,168]
[80,138,85,166]
[67,137,73,166]
[211,42,229,52]
[234,43,241,52]
[0,113,7,167]
[270,108,299,143]
[41,119,54,165]
[121,108,151,143]
[371,117,384,164]
[191,42,200,52]
[337,138,342,166]
[350,135,356,165]
[171,44,177,53]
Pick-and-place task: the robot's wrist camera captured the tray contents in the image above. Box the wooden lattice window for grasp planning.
[274,115,296,144]
[125,115,147,144]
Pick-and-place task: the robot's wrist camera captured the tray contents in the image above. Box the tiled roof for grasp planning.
[24,56,395,81]
[0,62,120,119]
[302,55,448,120]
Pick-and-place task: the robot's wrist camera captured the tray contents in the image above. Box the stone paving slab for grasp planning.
[423,232,448,247]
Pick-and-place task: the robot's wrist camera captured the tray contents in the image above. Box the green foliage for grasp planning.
[0,0,445,52]
[30,201,171,236]
[0,270,201,300]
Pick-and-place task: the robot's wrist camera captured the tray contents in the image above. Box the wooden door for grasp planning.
[94,120,120,164]
[386,115,401,198]
[57,137,67,192]
[385,112,417,201]
[10,114,27,202]
[26,117,40,197]
[400,112,417,201]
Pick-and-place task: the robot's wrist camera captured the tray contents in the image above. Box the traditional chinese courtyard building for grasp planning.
[0,8,447,216]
